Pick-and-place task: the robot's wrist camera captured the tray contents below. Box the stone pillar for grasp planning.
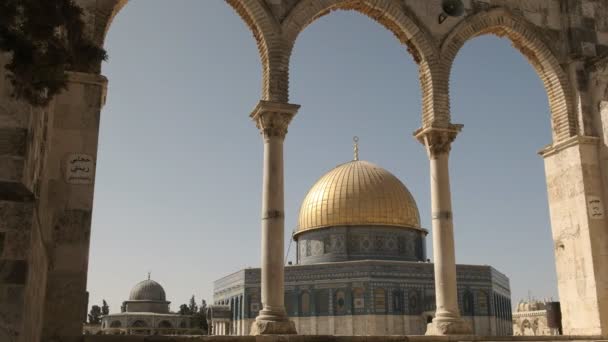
[414,125,472,335]
[24,72,106,341]
[540,135,608,335]
[250,100,299,335]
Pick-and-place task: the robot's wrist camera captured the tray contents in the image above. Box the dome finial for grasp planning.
[353,136,359,161]
[147,271,151,280]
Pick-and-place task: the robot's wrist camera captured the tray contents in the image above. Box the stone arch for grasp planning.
[373,287,387,313]
[440,8,576,142]
[300,290,311,315]
[462,289,474,315]
[225,0,284,101]
[88,0,282,101]
[158,320,172,328]
[281,0,443,123]
[131,320,147,328]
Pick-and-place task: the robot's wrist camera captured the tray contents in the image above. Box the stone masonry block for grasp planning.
[0,260,27,284]
[53,209,92,244]
[0,201,32,231]
[1,231,30,260]
[0,128,26,156]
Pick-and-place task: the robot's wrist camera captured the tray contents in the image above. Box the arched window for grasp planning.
[158,320,172,328]
[408,290,420,315]
[373,288,386,313]
[131,320,147,328]
[249,293,260,317]
[285,292,296,315]
[392,289,403,313]
[334,290,346,315]
[477,290,489,315]
[300,291,311,315]
[315,289,329,315]
[352,287,365,310]
[463,290,474,315]
[110,320,122,328]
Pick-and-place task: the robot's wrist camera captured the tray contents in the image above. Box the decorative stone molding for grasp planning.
[66,71,109,108]
[250,100,300,140]
[414,124,463,158]
[538,135,600,158]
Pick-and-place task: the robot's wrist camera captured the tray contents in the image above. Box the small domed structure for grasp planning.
[101,275,202,336]
[122,277,170,314]
[129,279,167,301]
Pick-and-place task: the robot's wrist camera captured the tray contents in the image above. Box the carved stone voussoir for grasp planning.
[414,124,463,158]
[250,100,300,140]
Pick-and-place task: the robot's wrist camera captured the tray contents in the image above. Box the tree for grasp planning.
[199,299,209,332]
[88,305,101,324]
[0,0,107,106]
[178,304,191,315]
[101,300,109,316]
[188,295,198,315]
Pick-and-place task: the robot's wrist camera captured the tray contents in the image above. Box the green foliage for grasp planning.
[199,299,209,332]
[101,300,109,316]
[177,296,209,333]
[0,0,107,106]
[88,305,101,324]
[178,303,191,315]
[188,295,198,314]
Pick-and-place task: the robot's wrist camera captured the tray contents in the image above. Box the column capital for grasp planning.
[251,100,300,140]
[538,135,599,158]
[65,71,108,108]
[414,124,463,158]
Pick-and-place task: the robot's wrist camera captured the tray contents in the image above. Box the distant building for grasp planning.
[100,277,203,335]
[513,300,562,336]
[214,153,513,335]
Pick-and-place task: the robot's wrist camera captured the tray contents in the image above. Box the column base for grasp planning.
[425,318,473,335]
[250,319,297,335]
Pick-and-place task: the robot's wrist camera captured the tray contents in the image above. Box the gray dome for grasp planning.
[129,279,166,301]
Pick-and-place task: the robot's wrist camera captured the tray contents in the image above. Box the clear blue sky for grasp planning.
[89,0,557,314]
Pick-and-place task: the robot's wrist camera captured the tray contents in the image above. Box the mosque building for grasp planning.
[213,142,513,336]
[512,299,562,336]
[100,276,203,335]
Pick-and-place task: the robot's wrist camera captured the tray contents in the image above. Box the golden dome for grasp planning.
[295,160,421,236]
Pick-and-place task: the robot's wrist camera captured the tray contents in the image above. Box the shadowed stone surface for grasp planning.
[57,335,608,342]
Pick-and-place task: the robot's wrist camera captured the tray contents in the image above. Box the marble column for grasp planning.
[415,125,472,335]
[250,100,299,335]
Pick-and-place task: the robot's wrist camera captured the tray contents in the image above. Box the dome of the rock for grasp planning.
[295,160,421,236]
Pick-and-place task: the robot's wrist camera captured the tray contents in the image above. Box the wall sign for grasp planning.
[65,153,95,185]
[588,196,604,220]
